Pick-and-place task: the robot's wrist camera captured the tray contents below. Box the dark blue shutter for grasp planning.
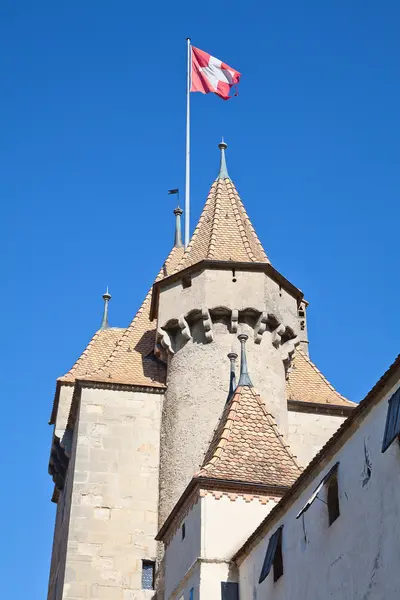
[258,526,283,584]
[382,388,400,453]
[221,581,239,600]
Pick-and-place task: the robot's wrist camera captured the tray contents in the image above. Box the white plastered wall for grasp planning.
[288,410,348,467]
[164,493,279,600]
[239,380,400,600]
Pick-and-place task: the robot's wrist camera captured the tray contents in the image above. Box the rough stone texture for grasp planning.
[55,385,74,439]
[58,386,163,600]
[158,268,300,526]
[239,379,400,600]
[287,410,348,467]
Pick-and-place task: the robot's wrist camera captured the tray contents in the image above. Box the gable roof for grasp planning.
[80,245,184,386]
[175,177,269,272]
[286,349,356,407]
[197,385,302,488]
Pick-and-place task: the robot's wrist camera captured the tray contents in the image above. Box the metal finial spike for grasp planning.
[173,206,183,247]
[217,139,229,180]
[226,352,238,403]
[237,334,253,387]
[100,288,111,329]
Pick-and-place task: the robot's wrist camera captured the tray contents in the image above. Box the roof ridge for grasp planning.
[297,348,350,403]
[227,180,269,262]
[250,388,301,469]
[199,392,239,474]
[207,180,223,259]
[175,182,218,272]
[226,180,257,262]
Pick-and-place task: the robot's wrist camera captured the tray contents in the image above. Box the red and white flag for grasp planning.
[190,46,241,101]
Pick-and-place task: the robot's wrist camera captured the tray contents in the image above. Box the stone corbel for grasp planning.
[160,328,175,355]
[272,324,286,348]
[202,308,213,343]
[230,309,239,333]
[179,315,192,341]
[254,312,269,344]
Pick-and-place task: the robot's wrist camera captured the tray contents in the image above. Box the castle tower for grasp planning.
[46,144,355,600]
[155,142,303,524]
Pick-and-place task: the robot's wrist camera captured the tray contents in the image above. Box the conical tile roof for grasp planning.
[82,245,184,386]
[176,177,269,271]
[198,386,302,488]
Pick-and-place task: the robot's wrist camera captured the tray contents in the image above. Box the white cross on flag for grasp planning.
[191,46,241,100]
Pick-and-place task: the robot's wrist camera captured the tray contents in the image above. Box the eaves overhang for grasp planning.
[150,259,303,321]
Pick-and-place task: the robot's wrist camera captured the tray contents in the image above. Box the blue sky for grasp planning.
[1,1,400,597]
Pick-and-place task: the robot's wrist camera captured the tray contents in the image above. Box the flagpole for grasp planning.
[185,37,191,249]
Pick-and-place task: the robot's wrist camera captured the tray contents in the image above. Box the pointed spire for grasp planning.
[173,206,183,248]
[226,351,238,402]
[217,138,229,180]
[100,287,111,329]
[237,334,253,387]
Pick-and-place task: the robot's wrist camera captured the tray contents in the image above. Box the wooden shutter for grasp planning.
[258,526,283,584]
[382,388,400,453]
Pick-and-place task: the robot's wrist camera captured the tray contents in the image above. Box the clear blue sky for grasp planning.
[1,1,399,597]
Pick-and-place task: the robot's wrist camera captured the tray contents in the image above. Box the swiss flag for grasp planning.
[191,46,241,101]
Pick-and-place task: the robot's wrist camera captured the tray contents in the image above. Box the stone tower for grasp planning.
[46,142,355,600]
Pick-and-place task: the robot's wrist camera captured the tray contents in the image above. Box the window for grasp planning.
[182,275,192,289]
[258,526,283,584]
[382,388,400,453]
[189,587,194,600]
[221,581,239,599]
[296,462,339,520]
[141,560,155,590]
[181,522,186,540]
[327,473,340,525]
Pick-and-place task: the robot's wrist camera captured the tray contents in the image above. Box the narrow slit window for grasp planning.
[382,388,400,453]
[327,474,340,525]
[141,560,155,590]
[189,587,194,600]
[181,522,186,540]
[258,526,283,584]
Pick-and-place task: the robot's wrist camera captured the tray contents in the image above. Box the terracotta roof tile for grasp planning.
[287,349,355,406]
[82,246,184,386]
[58,328,125,383]
[198,386,302,488]
[175,178,269,272]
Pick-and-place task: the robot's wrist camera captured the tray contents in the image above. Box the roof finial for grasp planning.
[237,334,253,387]
[226,351,238,402]
[217,138,229,180]
[173,206,183,247]
[100,287,111,329]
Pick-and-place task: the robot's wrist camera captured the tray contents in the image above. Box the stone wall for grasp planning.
[60,385,163,600]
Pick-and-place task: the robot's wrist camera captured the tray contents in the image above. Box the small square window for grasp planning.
[142,560,155,590]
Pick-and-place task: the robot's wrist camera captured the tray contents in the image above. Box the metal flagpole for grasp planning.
[185,37,191,248]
